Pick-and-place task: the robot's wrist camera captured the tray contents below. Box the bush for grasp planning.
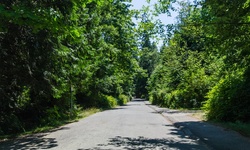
[203,69,250,122]
[167,90,181,108]
[117,94,129,105]
[0,114,24,135]
[149,89,164,106]
[40,104,78,126]
[98,95,117,109]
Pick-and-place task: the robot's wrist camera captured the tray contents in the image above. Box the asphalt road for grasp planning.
[0,99,210,150]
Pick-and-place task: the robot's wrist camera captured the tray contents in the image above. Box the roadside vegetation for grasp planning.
[0,107,101,140]
[1,0,250,138]
[212,121,250,138]
[135,0,250,136]
[0,0,134,137]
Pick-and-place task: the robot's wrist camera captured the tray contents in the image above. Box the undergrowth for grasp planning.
[210,121,250,138]
[0,107,101,141]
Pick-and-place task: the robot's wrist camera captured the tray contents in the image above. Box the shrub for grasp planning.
[0,114,24,135]
[203,69,250,122]
[98,95,117,109]
[117,94,129,105]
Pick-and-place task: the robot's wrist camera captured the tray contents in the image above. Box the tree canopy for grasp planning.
[1,0,250,135]
[0,0,139,134]
[147,0,250,122]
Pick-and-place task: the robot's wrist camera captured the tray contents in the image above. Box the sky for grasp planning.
[130,0,179,25]
[130,0,179,47]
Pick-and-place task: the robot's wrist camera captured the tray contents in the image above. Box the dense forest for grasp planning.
[1,0,250,135]
[147,0,250,123]
[0,0,140,135]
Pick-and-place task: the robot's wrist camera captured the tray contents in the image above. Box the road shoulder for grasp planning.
[145,101,250,150]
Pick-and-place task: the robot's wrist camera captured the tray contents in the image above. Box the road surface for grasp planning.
[1,99,250,149]
[0,99,208,150]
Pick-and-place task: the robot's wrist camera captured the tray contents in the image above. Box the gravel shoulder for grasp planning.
[146,101,250,150]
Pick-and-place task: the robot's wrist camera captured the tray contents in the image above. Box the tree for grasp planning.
[0,0,140,134]
[148,1,212,108]
[134,11,159,98]
[202,0,250,122]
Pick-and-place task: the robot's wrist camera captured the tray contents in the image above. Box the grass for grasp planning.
[191,111,250,138]
[210,121,250,137]
[0,97,127,141]
[148,102,250,138]
[76,108,101,120]
[0,107,101,141]
[184,110,250,138]
[191,112,206,120]
[32,108,101,133]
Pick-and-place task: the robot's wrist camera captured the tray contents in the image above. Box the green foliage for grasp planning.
[148,20,211,108]
[2,0,250,136]
[17,86,31,109]
[199,0,250,123]
[203,68,250,122]
[0,114,25,135]
[99,95,117,109]
[222,121,250,137]
[0,0,139,135]
[148,1,222,110]
[41,105,76,127]
[117,94,129,106]
[134,11,160,98]
[148,0,250,123]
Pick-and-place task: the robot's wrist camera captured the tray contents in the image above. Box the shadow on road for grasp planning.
[0,127,70,150]
[79,125,205,150]
[171,121,250,150]
[79,135,203,150]
[132,98,147,102]
[0,134,57,150]
[106,136,201,149]
[108,107,127,110]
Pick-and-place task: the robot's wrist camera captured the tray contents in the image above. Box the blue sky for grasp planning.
[130,0,179,47]
[130,0,179,25]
